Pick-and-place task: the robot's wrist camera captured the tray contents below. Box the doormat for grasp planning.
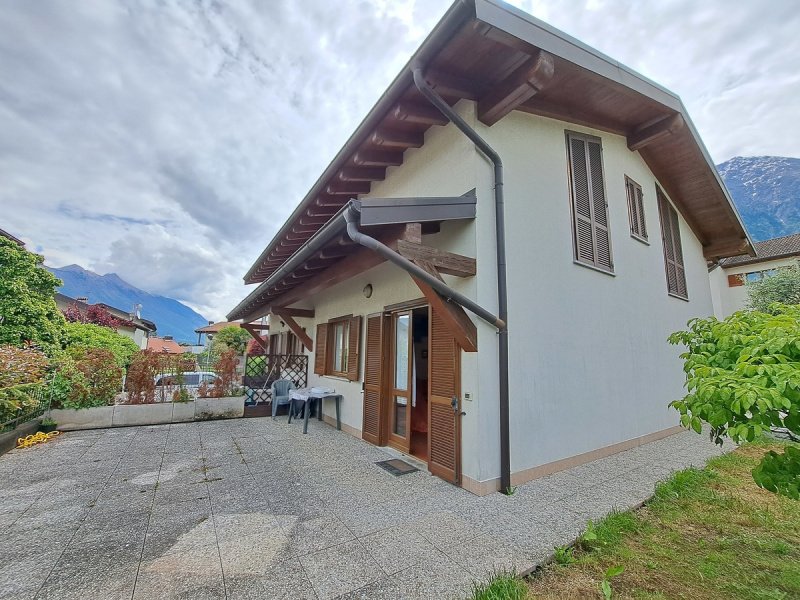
[375,459,419,476]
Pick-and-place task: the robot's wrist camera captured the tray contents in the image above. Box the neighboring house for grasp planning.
[227,0,753,494]
[146,336,187,354]
[710,232,800,317]
[194,320,241,347]
[55,293,157,349]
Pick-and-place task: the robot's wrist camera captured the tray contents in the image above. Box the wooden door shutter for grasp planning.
[428,307,461,484]
[362,314,383,445]
[314,323,328,375]
[657,187,688,299]
[567,132,613,272]
[346,315,362,381]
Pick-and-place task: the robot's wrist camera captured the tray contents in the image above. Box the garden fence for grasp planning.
[1,383,52,433]
[243,354,308,403]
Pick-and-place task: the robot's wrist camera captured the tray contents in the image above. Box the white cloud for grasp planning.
[1,0,798,319]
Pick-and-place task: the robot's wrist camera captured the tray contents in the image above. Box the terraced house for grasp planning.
[228,0,753,495]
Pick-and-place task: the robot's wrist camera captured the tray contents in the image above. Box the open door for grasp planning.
[362,313,384,445]
[428,306,462,484]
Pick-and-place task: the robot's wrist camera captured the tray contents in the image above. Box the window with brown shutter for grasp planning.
[657,186,688,299]
[313,323,328,375]
[566,131,613,273]
[625,176,647,242]
[346,316,361,381]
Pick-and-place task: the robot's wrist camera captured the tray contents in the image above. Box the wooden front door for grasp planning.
[362,313,385,445]
[428,306,462,483]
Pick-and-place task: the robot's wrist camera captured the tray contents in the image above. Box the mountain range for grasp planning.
[48,264,208,343]
[717,156,800,242]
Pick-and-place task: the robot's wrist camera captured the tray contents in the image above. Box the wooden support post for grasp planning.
[272,309,314,351]
[409,258,478,352]
[241,324,268,350]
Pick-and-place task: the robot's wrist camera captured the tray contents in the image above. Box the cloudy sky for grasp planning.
[1,0,798,320]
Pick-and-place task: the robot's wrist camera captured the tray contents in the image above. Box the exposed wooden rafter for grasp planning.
[702,238,751,260]
[338,167,386,182]
[478,50,554,126]
[352,149,404,166]
[409,258,477,352]
[627,114,685,152]
[390,102,449,126]
[423,68,478,99]
[326,181,371,195]
[272,307,315,318]
[370,128,425,148]
[397,240,476,277]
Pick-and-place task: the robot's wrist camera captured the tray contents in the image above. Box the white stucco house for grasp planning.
[709,232,800,318]
[228,0,753,494]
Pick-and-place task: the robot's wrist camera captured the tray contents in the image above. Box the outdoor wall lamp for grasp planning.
[363,284,373,298]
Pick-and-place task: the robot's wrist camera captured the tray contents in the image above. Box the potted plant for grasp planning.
[195,349,245,420]
[39,417,57,433]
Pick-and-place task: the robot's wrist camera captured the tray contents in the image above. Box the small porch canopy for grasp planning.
[227,195,477,337]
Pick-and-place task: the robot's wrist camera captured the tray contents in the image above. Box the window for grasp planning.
[625,176,647,242]
[313,316,362,381]
[328,318,350,376]
[566,131,613,272]
[657,186,688,299]
[745,269,777,283]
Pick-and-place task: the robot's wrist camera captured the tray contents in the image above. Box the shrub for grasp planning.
[126,350,160,404]
[212,326,250,354]
[199,348,241,397]
[63,321,139,367]
[63,302,134,330]
[0,344,49,423]
[747,264,800,312]
[51,347,122,409]
[669,304,800,498]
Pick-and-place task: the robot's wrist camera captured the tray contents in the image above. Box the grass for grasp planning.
[472,572,528,600]
[528,441,800,599]
[473,440,800,600]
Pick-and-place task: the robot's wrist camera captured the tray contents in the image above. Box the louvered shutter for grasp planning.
[626,177,647,241]
[428,307,461,484]
[362,314,383,445]
[657,187,688,299]
[346,315,361,382]
[314,323,328,375]
[568,132,613,271]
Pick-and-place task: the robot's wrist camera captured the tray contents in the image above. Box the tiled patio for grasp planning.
[0,417,724,600]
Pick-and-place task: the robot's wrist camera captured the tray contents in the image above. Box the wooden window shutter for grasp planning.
[657,187,688,299]
[314,323,328,375]
[625,176,647,241]
[346,315,361,381]
[567,132,613,272]
[362,314,383,445]
[728,274,744,287]
[428,307,461,484]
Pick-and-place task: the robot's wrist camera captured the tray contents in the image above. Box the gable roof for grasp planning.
[720,232,800,268]
[237,0,752,302]
[0,228,24,246]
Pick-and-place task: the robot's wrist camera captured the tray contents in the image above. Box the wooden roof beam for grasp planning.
[478,50,554,126]
[326,181,371,195]
[337,167,387,182]
[397,239,476,277]
[703,238,751,260]
[273,307,315,319]
[370,128,424,148]
[272,309,313,351]
[390,101,449,126]
[423,68,478,100]
[627,113,685,152]
[353,149,404,166]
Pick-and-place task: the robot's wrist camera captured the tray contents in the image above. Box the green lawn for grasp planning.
[478,441,800,600]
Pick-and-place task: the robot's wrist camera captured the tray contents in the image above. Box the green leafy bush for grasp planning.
[752,445,800,499]
[51,347,122,409]
[63,321,139,367]
[669,304,800,498]
[0,344,48,423]
[747,264,800,312]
